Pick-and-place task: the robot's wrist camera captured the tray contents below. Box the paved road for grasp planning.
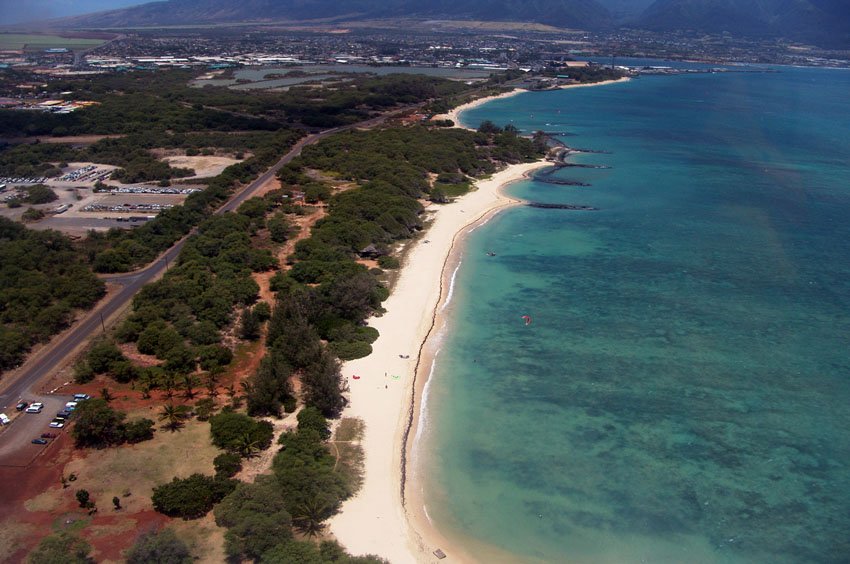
[0,105,417,456]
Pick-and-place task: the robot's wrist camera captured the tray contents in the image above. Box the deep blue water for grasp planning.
[418,68,850,563]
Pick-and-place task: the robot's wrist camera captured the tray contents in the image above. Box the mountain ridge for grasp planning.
[54,0,850,48]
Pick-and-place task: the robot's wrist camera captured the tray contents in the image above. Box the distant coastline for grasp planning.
[432,77,631,131]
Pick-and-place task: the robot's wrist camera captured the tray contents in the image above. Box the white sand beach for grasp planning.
[432,77,630,130]
[431,88,526,130]
[329,75,630,562]
[327,159,548,562]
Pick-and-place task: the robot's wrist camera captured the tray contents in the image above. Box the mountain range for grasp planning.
[57,0,850,48]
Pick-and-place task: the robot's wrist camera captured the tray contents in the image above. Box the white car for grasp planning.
[25,403,44,413]
[0,413,10,425]
[64,402,78,410]
[73,394,91,402]
[48,419,65,428]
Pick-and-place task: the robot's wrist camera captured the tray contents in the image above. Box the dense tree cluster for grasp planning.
[0,218,104,371]
[205,412,385,563]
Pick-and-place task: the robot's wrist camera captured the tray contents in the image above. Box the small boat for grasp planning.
[486,251,497,257]
[352,375,361,380]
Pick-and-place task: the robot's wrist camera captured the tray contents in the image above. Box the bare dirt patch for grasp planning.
[162,155,242,179]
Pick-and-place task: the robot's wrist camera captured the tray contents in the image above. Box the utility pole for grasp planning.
[99,312,106,334]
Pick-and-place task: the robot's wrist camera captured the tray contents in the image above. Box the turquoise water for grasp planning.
[419,68,850,563]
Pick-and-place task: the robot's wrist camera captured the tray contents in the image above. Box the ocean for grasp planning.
[415,66,850,563]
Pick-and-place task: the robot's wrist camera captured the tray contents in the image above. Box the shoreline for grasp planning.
[327,159,548,562]
[432,77,630,130]
[431,88,526,130]
[329,75,630,563]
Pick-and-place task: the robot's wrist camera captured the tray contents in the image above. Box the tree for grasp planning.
[151,474,236,519]
[181,375,197,400]
[302,350,345,417]
[297,407,331,440]
[86,339,125,374]
[238,307,261,341]
[76,489,91,508]
[159,403,191,432]
[214,476,292,561]
[209,411,273,456]
[72,399,127,448]
[478,120,502,134]
[293,497,330,538]
[28,533,93,564]
[246,351,293,417]
[100,387,114,403]
[126,529,192,564]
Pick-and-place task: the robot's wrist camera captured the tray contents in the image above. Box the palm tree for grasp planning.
[205,372,218,398]
[182,375,197,400]
[158,403,189,432]
[161,373,177,400]
[293,497,330,538]
[234,432,261,458]
[100,387,114,403]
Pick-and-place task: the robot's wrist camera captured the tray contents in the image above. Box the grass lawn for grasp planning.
[59,416,223,515]
[0,33,105,51]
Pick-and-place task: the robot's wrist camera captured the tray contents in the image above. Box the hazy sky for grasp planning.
[0,0,145,25]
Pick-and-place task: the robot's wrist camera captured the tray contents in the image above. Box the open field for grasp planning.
[162,155,241,178]
[0,33,106,51]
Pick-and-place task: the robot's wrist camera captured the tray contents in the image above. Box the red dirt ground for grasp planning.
[0,433,168,563]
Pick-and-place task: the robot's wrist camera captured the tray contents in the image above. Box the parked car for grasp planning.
[55,411,71,420]
[64,401,78,410]
[0,413,10,425]
[32,438,48,445]
[73,394,91,402]
[25,403,44,413]
[41,433,57,439]
[15,401,29,411]
[48,419,65,428]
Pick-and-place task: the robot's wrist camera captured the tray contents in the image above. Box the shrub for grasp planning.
[73,361,95,384]
[296,407,330,440]
[377,255,400,269]
[28,533,93,564]
[253,301,271,321]
[124,418,155,443]
[214,452,243,478]
[21,207,45,222]
[151,474,236,519]
[126,529,192,564]
[329,340,372,361]
[194,397,216,421]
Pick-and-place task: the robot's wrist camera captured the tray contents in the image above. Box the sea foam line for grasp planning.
[413,352,440,449]
[441,258,462,312]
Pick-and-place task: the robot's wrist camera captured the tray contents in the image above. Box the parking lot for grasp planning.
[0,394,75,467]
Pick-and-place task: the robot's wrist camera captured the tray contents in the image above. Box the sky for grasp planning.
[0,0,146,25]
